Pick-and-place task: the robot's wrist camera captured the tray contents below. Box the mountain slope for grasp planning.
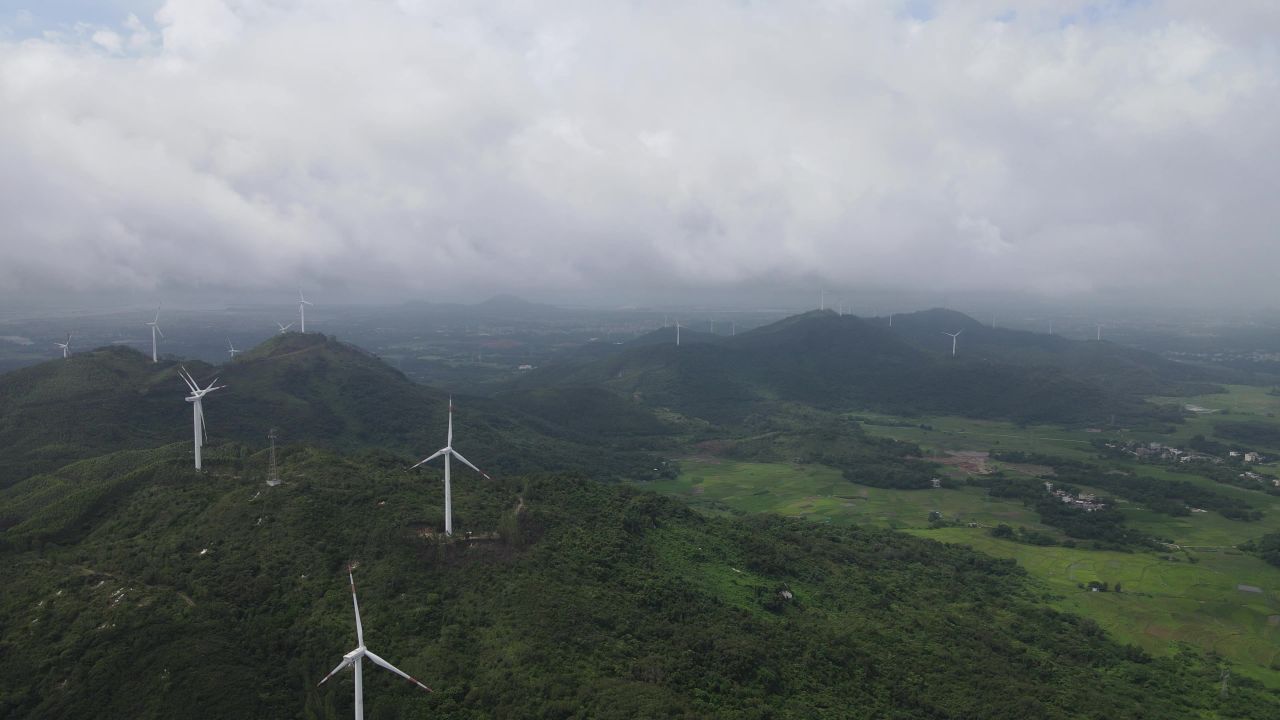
[0,447,1271,719]
[515,311,1185,427]
[883,308,1224,395]
[0,334,669,486]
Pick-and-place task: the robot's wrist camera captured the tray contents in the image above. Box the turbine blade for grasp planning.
[198,402,207,442]
[365,650,432,692]
[317,656,355,687]
[349,566,364,647]
[155,325,164,338]
[447,397,453,447]
[177,367,199,393]
[409,448,447,470]
[448,449,490,480]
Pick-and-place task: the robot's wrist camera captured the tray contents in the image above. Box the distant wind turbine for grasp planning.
[276,321,295,334]
[54,333,71,359]
[298,290,313,332]
[410,399,492,537]
[675,320,682,347]
[145,307,163,363]
[178,367,224,470]
[889,313,894,327]
[226,339,241,360]
[318,566,431,719]
[943,330,963,357]
[1049,320,1054,335]
[1096,324,1102,341]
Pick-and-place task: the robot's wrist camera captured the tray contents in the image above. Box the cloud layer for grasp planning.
[1,1,1277,304]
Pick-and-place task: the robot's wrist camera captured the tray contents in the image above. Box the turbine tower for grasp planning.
[410,399,491,537]
[943,330,963,357]
[145,307,163,363]
[54,333,71,359]
[277,321,295,334]
[298,290,313,332]
[178,367,225,470]
[675,320,682,347]
[227,339,241,360]
[1096,324,1102,341]
[318,566,431,720]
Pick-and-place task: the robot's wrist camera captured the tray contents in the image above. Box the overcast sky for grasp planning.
[1,1,1277,308]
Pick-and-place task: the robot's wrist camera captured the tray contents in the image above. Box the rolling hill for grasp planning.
[0,334,671,486]
[0,446,1272,719]
[512,311,1193,428]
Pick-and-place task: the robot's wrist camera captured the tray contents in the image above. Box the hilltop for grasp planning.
[0,447,1271,719]
[0,334,668,486]
[512,310,1192,427]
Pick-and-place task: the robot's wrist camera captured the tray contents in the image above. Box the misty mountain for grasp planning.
[0,334,666,486]
[882,308,1226,395]
[513,311,1190,427]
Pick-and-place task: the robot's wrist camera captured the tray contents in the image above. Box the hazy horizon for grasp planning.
[3,2,1278,311]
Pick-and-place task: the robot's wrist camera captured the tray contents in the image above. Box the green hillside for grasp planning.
[516,311,1187,428]
[883,308,1226,396]
[1,446,1274,719]
[0,335,664,486]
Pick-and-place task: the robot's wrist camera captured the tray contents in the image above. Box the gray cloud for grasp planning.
[0,0,1277,306]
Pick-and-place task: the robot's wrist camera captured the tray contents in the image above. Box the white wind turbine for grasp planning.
[145,307,163,363]
[226,339,241,360]
[178,367,225,470]
[276,321,295,334]
[318,566,431,720]
[54,333,71,359]
[675,320,682,347]
[298,290,313,332]
[1095,323,1102,341]
[943,330,963,357]
[410,399,491,537]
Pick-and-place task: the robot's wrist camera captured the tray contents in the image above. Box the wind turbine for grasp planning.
[318,566,431,719]
[54,333,71,359]
[889,313,894,327]
[178,367,224,470]
[942,330,962,357]
[276,321,295,334]
[226,339,241,360]
[298,290,313,332]
[410,399,491,537]
[675,320,682,346]
[145,307,163,363]
[1095,324,1102,341]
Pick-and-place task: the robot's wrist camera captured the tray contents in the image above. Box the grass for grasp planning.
[641,457,1280,688]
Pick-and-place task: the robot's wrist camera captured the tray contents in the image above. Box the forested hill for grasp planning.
[882,308,1226,395]
[0,447,1272,719]
[514,311,1185,427]
[0,334,671,486]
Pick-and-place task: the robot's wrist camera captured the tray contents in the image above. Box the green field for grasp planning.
[642,457,1280,687]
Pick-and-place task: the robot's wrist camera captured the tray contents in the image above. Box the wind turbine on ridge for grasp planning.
[54,333,71,359]
[943,330,963,357]
[675,320,682,347]
[177,367,224,470]
[318,565,431,720]
[145,307,163,363]
[226,339,241,360]
[298,290,313,332]
[276,321,295,334]
[410,399,492,537]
